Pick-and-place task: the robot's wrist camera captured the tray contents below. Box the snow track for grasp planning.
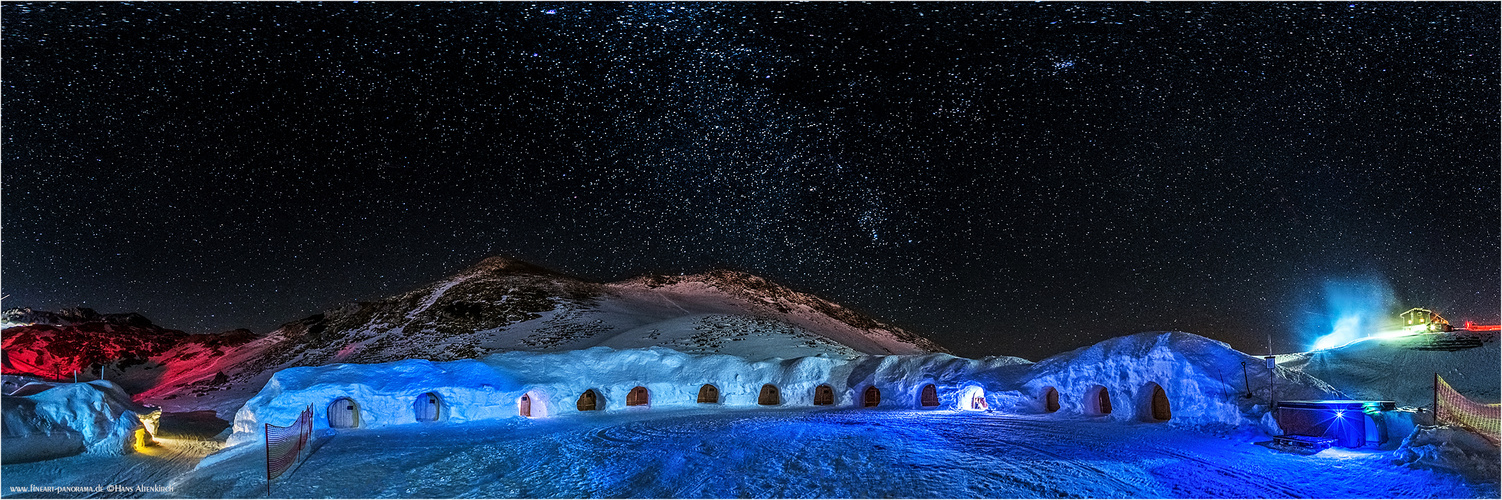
[171,410,1496,498]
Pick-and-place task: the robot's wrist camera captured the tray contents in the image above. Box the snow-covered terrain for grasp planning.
[171,410,1495,499]
[3,289,1496,498]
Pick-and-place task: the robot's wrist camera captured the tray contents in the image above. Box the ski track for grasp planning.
[159,410,1496,498]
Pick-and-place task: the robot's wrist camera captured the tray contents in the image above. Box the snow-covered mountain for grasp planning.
[4,257,948,416]
[271,256,945,366]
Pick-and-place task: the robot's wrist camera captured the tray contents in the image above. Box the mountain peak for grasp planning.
[462,256,567,277]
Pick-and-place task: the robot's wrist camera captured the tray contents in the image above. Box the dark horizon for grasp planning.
[3,2,1497,362]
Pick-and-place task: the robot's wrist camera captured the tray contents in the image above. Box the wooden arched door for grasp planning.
[520,393,532,417]
[758,384,780,405]
[414,393,441,422]
[577,389,598,411]
[920,384,940,407]
[328,397,360,428]
[1150,384,1171,421]
[813,385,834,406]
[697,384,719,403]
[863,387,881,408]
[627,386,649,406]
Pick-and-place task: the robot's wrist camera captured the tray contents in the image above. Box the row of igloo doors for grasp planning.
[323,383,1004,428]
[1034,383,1172,421]
[575,384,975,410]
[324,393,443,429]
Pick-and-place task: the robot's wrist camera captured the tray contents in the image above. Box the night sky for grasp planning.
[3,2,1497,361]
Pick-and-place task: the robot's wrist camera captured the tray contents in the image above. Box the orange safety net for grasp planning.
[1435,374,1500,446]
[265,404,314,484]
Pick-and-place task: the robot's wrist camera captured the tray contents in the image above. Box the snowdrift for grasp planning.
[0,380,160,464]
[1393,425,1501,483]
[223,347,1031,448]
[1008,332,1341,431]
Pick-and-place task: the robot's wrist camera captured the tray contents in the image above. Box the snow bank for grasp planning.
[1008,332,1341,430]
[221,347,1033,449]
[1392,425,1500,482]
[0,380,159,463]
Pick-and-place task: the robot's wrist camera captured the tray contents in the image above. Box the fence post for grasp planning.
[1433,373,1439,426]
[265,423,272,497]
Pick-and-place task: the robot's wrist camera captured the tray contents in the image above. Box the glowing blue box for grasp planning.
[1277,400,1396,448]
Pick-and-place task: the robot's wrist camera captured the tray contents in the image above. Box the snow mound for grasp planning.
[0,380,159,463]
[220,347,1031,451]
[1015,332,1341,430]
[1392,425,1500,482]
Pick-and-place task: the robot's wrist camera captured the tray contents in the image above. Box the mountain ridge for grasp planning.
[2,256,949,417]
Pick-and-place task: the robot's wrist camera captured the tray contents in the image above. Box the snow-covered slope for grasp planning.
[1276,333,1501,407]
[0,308,257,392]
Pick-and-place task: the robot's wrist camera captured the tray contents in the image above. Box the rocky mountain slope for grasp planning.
[3,257,948,416]
[1,307,256,394]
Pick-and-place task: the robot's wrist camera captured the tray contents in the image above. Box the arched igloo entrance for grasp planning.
[919,384,940,408]
[1084,385,1113,416]
[958,386,987,411]
[758,384,781,405]
[697,384,719,403]
[413,392,442,422]
[627,386,650,407]
[813,385,835,406]
[577,389,602,411]
[863,386,882,408]
[1042,386,1060,413]
[1140,382,1171,421]
[520,391,548,418]
[328,397,360,428]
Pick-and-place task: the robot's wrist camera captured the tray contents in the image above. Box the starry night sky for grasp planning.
[3,2,1497,361]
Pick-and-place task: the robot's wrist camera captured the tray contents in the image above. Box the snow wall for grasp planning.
[1008,332,1341,431]
[1,380,160,464]
[225,347,1032,447]
[224,332,1347,449]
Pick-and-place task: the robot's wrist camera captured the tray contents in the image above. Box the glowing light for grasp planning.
[1313,315,1362,350]
[1334,410,1345,419]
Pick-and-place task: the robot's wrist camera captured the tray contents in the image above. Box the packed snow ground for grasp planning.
[170,409,1495,498]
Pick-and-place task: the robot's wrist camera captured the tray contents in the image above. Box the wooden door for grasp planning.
[1044,387,1059,413]
[627,386,649,406]
[863,387,881,407]
[414,393,440,422]
[520,394,532,417]
[328,398,359,428]
[697,384,718,403]
[920,384,939,407]
[1151,385,1171,421]
[577,390,597,411]
[814,385,834,406]
[758,384,780,405]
